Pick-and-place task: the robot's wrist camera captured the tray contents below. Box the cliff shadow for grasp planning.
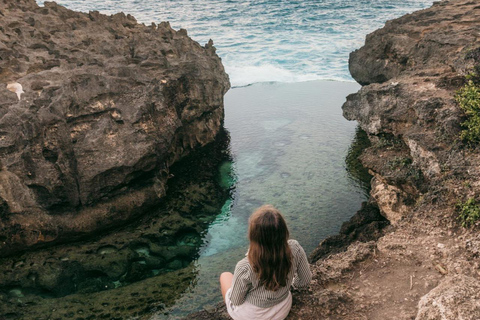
[0,128,236,320]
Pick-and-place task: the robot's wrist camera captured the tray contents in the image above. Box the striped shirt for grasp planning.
[229,239,312,308]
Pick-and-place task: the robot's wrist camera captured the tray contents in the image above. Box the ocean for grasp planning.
[38,0,435,87]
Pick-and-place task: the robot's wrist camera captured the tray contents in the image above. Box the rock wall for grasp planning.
[0,129,234,320]
[0,0,230,256]
[342,1,480,319]
[343,0,480,224]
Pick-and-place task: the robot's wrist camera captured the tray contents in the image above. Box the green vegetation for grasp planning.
[375,134,404,150]
[456,79,480,144]
[388,156,412,170]
[457,198,480,227]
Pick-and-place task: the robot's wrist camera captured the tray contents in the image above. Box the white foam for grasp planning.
[226,64,323,87]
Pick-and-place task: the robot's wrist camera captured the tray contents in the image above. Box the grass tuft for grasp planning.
[456,79,480,144]
[456,198,480,227]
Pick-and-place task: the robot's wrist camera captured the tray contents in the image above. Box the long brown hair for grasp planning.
[247,205,292,291]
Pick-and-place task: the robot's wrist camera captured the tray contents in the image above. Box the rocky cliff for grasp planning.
[0,0,229,256]
[343,0,479,225]
[192,1,480,319]
[337,0,480,318]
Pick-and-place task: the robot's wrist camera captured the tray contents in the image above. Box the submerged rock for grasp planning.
[0,0,230,255]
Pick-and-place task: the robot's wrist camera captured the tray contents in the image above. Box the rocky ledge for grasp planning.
[192,1,480,319]
[0,0,229,256]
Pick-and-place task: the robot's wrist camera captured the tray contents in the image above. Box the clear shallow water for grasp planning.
[159,80,366,318]
[0,81,368,319]
[37,0,434,87]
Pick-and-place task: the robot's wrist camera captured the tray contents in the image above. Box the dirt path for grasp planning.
[289,207,479,320]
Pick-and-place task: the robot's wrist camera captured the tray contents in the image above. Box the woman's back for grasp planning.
[230,239,312,308]
[219,205,312,320]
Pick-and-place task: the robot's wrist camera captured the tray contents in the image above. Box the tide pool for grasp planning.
[158,80,368,318]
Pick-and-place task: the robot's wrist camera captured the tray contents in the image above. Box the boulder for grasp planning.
[416,275,480,320]
[0,0,230,255]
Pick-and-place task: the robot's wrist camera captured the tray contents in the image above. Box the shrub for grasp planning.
[375,134,404,150]
[388,156,412,170]
[456,80,480,144]
[457,198,480,227]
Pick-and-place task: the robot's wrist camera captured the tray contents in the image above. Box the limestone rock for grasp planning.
[371,175,410,224]
[416,275,480,320]
[348,1,479,87]
[343,0,480,161]
[0,0,230,255]
[343,0,480,223]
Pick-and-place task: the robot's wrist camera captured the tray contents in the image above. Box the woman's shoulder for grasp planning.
[288,239,299,245]
[288,239,304,254]
[234,257,254,280]
[235,257,252,271]
[288,239,300,247]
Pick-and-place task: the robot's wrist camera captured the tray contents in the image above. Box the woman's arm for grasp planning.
[229,260,252,306]
[292,242,312,289]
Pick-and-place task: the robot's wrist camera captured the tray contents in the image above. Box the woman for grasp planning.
[219,205,312,320]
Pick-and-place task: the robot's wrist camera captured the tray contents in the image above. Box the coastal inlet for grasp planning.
[0,80,371,319]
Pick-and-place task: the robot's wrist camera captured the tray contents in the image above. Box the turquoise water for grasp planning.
[37,0,434,86]
[158,80,367,318]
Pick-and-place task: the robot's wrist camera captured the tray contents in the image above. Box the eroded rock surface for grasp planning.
[416,275,480,320]
[339,0,480,319]
[343,0,480,222]
[0,128,234,320]
[0,0,229,255]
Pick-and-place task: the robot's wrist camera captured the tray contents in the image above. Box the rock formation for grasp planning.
[0,0,229,256]
[0,129,234,319]
[343,0,480,224]
[416,275,480,320]
[339,0,480,318]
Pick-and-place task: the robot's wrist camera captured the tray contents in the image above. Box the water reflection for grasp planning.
[0,128,235,320]
[345,126,372,196]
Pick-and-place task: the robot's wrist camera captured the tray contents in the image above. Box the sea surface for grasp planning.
[39,0,434,87]
[5,1,435,319]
